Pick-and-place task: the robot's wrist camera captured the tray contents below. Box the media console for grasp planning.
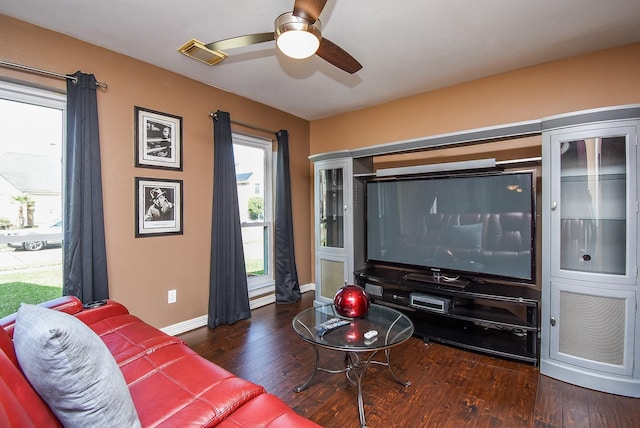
[354,266,541,365]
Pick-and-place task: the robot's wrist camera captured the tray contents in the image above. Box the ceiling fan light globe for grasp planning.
[275,12,322,59]
[277,31,320,59]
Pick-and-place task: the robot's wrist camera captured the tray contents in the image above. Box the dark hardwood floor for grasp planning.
[179,292,640,428]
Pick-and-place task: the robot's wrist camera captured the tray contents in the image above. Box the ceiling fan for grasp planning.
[178,0,362,74]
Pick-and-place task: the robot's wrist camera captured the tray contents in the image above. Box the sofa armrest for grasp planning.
[73,300,130,326]
[0,296,83,337]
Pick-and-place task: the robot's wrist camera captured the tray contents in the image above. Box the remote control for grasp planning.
[315,318,350,337]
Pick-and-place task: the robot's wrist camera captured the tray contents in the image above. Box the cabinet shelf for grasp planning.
[355,266,540,365]
[449,304,536,330]
[412,315,538,363]
[560,173,626,181]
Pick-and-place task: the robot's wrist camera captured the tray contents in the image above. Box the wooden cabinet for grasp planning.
[541,112,640,397]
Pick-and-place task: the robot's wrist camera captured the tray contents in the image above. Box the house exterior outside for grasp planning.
[0,152,61,228]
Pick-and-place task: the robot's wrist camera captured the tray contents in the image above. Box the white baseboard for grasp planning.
[299,282,315,294]
[160,315,208,336]
[160,283,315,336]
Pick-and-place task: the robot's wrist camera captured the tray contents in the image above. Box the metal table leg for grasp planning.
[346,351,374,428]
[294,345,320,392]
[384,348,411,387]
[294,344,349,392]
[294,345,410,428]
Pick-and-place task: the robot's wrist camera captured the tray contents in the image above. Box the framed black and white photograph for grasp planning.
[135,106,183,170]
[135,177,183,237]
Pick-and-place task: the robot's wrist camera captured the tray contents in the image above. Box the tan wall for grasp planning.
[0,15,311,328]
[310,43,640,154]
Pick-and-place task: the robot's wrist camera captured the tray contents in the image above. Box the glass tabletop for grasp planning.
[292,303,414,351]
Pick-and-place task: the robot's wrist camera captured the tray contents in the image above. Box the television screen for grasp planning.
[366,170,535,284]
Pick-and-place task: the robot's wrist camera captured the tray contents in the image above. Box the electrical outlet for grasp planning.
[168,289,177,304]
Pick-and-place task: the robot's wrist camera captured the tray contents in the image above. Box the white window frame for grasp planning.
[233,133,274,295]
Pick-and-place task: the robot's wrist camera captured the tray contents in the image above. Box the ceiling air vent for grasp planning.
[178,39,227,65]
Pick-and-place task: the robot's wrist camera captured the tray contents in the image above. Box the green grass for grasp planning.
[245,258,265,276]
[0,266,62,318]
[0,283,63,317]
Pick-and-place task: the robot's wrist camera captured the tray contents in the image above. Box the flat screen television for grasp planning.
[365,170,536,285]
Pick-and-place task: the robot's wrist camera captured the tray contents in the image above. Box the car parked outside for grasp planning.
[6,220,62,251]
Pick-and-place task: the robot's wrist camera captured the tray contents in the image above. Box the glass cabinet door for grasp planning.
[318,166,345,249]
[550,125,637,283]
[314,158,353,305]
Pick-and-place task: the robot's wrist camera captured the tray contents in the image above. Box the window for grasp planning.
[233,134,274,293]
[0,80,65,317]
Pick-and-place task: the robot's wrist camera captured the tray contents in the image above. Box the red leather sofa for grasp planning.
[0,296,320,427]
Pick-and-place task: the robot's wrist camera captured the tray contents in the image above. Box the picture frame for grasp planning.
[135,106,183,170]
[135,177,183,237]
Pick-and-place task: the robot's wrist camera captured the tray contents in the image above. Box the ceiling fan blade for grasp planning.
[292,0,327,23]
[316,38,362,74]
[205,32,275,52]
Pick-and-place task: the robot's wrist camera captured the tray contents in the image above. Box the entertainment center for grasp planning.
[311,105,640,397]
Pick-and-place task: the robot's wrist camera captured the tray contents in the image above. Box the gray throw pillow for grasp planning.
[13,304,141,428]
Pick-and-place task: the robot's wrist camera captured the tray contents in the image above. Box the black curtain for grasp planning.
[208,111,251,327]
[62,72,109,303]
[274,130,301,303]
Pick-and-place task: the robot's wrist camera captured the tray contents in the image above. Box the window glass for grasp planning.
[0,83,65,317]
[233,134,273,292]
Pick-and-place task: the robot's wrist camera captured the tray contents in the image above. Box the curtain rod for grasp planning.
[210,112,277,135]
[0,60,108,90]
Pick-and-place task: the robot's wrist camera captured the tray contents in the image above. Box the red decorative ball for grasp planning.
[334,284,370,318]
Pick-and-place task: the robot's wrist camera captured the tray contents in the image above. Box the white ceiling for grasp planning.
[2,0,640,120]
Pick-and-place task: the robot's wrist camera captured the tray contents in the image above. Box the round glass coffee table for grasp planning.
[292,303,414,428]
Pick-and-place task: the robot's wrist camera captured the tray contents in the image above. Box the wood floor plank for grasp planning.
[611,395,640,428]
[588,390,620,428]
[180,291,640,428]
[489,366,536,425]
[562,382,592,428]
[533,375,564,427]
